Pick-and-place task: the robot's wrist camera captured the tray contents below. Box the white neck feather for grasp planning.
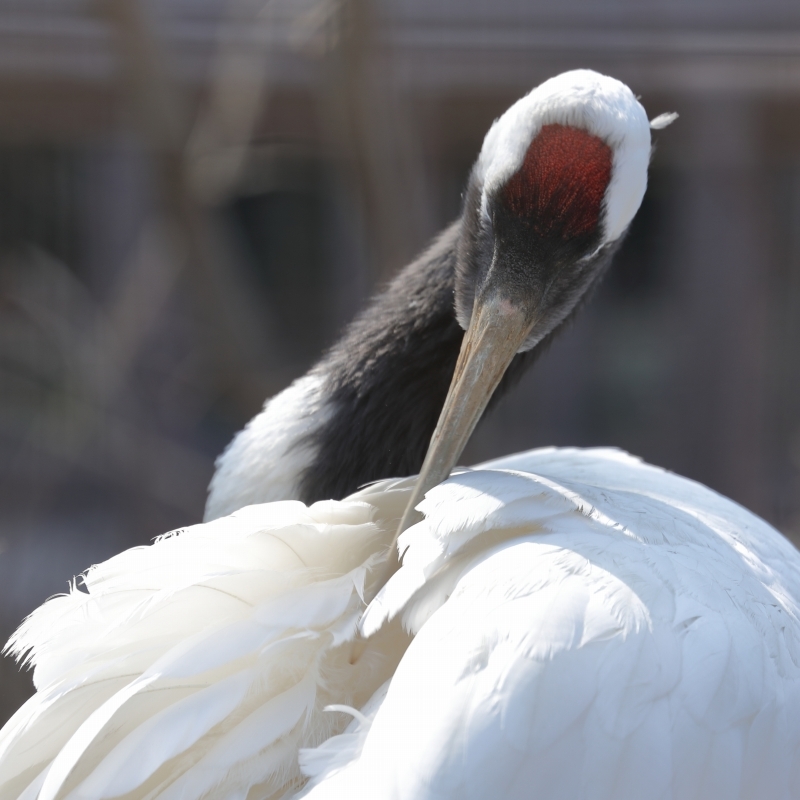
[204,373,331,520]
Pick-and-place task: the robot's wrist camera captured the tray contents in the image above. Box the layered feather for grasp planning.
[302,448,800,800]
[5,448,800,800]
[0,479,413,800]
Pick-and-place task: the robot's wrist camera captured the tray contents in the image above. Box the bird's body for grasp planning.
[1,70,797,799]
[3,449,800,799]
[311,449,800,800]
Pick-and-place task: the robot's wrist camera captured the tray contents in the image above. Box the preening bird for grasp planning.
[1,70,798,800]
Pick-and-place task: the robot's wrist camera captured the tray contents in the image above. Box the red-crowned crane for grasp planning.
[1,70,797,800]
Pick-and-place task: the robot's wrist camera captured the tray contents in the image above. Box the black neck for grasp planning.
[298,221,539,504]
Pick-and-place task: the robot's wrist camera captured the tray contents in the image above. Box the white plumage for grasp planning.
[1,478,411,799]
[3,448,800,799]
[205,374,329,521]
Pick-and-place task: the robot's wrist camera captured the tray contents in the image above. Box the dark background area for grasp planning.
[2,0,800,722]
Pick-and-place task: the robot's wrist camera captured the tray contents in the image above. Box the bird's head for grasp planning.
[396,69,674,534]
[457,69,655,352]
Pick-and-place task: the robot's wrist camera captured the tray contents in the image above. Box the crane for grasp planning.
[1,69,798,800]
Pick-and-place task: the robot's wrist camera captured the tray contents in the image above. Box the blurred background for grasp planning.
[1,0,800,720]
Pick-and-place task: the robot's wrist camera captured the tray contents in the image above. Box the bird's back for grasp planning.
[304,448,800,800]
[2,448,799,800]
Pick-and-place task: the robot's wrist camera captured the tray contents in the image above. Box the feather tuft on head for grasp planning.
[650,112,679,130]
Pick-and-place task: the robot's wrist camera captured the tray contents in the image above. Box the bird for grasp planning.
[1,68,798,800]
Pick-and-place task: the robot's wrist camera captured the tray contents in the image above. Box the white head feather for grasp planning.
[475,69,653,244]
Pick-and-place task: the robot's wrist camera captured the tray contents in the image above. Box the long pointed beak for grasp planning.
[393,291,535,543]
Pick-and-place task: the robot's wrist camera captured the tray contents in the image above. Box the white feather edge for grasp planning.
[360,468,616,638]
[297,681,392,790]
[0,484,411,800]
[360,445,799,640]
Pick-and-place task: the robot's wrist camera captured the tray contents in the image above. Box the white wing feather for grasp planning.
[4,448,800,800]
[0,481,414,800]
[303,448,800,800]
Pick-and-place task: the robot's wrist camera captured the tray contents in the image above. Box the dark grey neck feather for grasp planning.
[299,221,561,504]
[299,222,467,503]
